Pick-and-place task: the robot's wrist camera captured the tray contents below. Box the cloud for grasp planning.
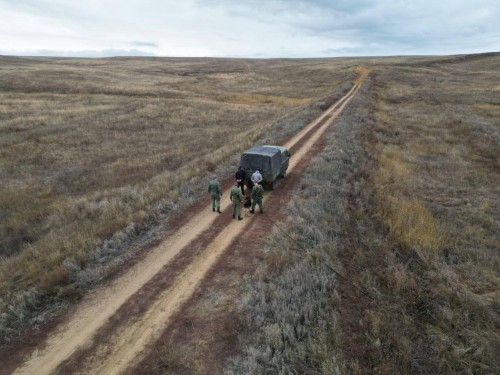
[0,49,156,57]
[0,0,498,57]
[198,0,500,56]
[131,41,158,47]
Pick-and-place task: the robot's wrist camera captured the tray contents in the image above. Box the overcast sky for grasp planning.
[1,0,499,58]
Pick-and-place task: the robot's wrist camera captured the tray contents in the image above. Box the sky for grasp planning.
[0,0,499,58]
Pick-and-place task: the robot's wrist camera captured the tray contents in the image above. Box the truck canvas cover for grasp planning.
[240,146,281,177]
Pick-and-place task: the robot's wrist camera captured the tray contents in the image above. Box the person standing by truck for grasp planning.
[251,169,262,185]
[235,166,246,195]
[230,182,244,220]
[250,181,264,214]
[208,177,222,213]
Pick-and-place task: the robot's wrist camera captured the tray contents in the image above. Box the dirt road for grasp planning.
[12,69,369,375]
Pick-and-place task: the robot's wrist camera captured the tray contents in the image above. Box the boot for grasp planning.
[238,217,243,220]
[212,207,215,212]
[232,215,235,219]
[260,211,263,214]
[217,209,222,213]
[249,210,255,214]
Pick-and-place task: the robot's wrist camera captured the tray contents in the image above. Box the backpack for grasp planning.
[244,197,252,208]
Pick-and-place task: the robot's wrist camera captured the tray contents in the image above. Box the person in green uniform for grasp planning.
[250,181,264,214]
[208,177,222,213]
[230,182,243,220]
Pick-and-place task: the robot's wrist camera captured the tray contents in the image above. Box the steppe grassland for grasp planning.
[226,54,499,374]
[373,57,499,270]
[363,56,499,372]
[0,56,358,336]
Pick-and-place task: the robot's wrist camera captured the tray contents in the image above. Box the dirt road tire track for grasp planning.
[11,70,369,375]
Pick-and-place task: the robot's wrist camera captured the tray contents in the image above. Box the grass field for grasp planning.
[226,53,499,374]
[1,53,498,374]
[0,56,361,339]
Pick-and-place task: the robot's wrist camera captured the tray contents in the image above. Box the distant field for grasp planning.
[0,56,363,337]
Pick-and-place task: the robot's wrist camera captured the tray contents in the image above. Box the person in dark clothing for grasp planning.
[235,166,246,195]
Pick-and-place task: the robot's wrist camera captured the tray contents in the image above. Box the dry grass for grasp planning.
[360,55,499,373]
[0,56,360,339]
[227,53,499,374]
[374,146,444,253]
[2,53,498,373]
[218,93,313,106]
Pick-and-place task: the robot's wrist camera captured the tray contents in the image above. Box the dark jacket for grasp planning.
[235,169,245,181]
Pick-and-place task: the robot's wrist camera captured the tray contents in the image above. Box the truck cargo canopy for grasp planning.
[240,146,281,175]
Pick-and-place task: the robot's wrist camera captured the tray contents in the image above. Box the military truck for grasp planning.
[240,145,290,190]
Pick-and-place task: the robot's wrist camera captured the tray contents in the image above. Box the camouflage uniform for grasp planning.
[230,185,243,219]
[250,183,264,214]
[208,179,221,212]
